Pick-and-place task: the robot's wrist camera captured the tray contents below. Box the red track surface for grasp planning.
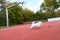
[0,21,60,40]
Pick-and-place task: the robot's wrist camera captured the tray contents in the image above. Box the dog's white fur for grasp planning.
[30,21,42,29]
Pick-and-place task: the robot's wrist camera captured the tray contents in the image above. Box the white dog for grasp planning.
[30,21,42,29]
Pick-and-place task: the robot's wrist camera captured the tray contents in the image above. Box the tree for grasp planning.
[40,0,60,18]
[0,0,6,13]
[8,2,24,25]
[40,0,59,11]
[0,0,6,26]
[58,0,60,6]
[23,8,35,21]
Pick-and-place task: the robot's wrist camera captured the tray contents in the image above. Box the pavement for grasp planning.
[0,20,60,40]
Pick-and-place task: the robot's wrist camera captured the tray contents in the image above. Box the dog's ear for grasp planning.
[35,21,38,23]
[32,21,35,24]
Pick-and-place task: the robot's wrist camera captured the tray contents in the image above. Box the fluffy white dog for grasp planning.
[30,21,42,29]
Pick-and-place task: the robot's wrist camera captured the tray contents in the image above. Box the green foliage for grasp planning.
[40,0,59,11]
[0,12,6,26]
[0,0,6,3]
[23,8,35,21]
[8,2,24,25]
[40,0,60,19]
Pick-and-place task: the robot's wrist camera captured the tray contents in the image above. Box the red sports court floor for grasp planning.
[0,20,60,40]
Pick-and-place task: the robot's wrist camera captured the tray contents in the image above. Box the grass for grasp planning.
[0,26,7,29]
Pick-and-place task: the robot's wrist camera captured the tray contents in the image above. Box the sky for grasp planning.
[7,0,44,12]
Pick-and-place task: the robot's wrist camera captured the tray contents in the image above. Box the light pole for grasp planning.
[6,7,8,27]
[5,1,24,27]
